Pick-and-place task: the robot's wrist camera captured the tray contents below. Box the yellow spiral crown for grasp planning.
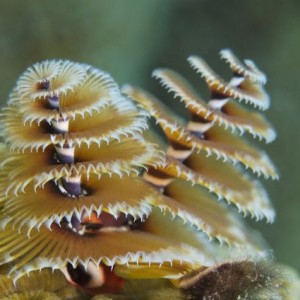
[0,50,278,297]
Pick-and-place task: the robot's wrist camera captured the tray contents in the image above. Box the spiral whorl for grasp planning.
[0,60,180,283]
[124,49,277,245]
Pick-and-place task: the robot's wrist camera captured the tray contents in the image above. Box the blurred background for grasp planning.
[0,0,299,271]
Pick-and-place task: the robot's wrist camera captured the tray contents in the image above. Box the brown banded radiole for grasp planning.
[0,50,281,298]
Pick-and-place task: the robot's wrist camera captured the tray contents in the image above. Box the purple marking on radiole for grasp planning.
[189,130,205,140]
[63,180,82,197]
[48,95,59,109]
[55,145,75,164]
[70,214,81,231]
[51,118,69,134]
[38,80,50,90]
[57,152,74,164]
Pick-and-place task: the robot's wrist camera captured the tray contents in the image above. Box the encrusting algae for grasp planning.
[0,50,298,299]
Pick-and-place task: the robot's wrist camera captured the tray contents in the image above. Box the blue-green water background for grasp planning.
[0,0,299,272]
